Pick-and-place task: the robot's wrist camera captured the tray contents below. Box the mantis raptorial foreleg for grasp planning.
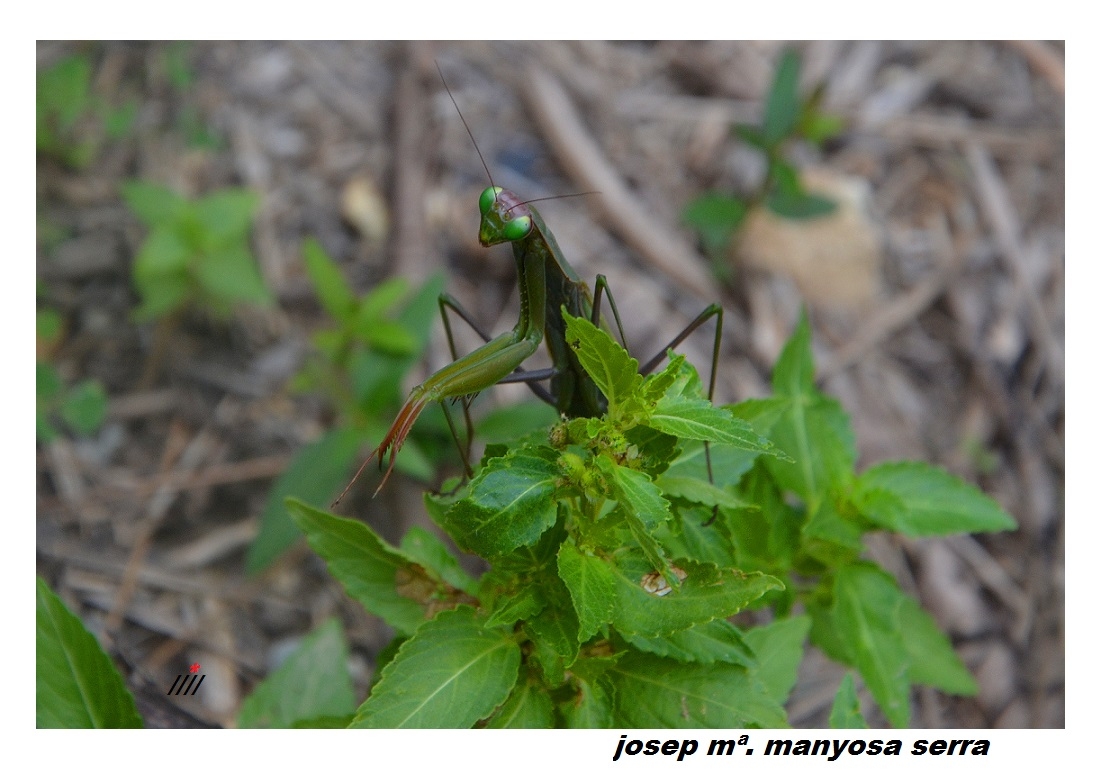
[436,281,724,493]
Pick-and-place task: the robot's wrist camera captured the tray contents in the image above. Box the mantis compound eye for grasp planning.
[502,215,532,241]
[478,186,502,216]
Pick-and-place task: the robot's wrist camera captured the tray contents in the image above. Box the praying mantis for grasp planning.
[336,68,723,503]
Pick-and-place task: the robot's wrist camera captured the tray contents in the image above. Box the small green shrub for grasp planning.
[281,310,1014,728]
[120,181,273,320]
[683,49,843,264]
[245,239,446,573]
[36,52,136,169]
[36,301,106,443]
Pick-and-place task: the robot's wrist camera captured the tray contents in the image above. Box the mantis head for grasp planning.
[478,186,533,247]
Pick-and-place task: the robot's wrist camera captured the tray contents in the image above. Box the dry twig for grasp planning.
[522,66,717,303]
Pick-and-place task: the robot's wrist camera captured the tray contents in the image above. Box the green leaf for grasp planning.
[37,416,58,443]
[766,190,837,220]
[763,48,803,144]
[361,318,418,356]
[163,42,194,90]
[829,674,868,728]
[682,192,747,231]
[120,181,187,229]
[193,188,259,243]
[370,636,407,690]
[36,361,62,400]
[734,124,767,149]
[800,111,844,146]
[485,583,545,628]
[37,577,143,728]
[833,564,911,727]
[657,504,736,567]
[563,309,642,407]
[399,526,479,596]
[130,225,194,320]
[807,600,852,667]
[772,308,816,396]
[523,591,581,684]
[353,279,420,354]
[743,614,812,704]
[351,350,412,414]
[37,364,63,442]
[659,352,706,401]
[640,353,688,404]
[101,99,137,139]
[360,276,410,318]
[399,273,447,349]
[662,437,757,488]
[803,496,866,555]
[557,542,616,642]
[237,618,355,728]
[449,447,561,557]
[610,555,784,638]
[649,396,787,459]
[196,244,273,307]
[133,227,192,275]
[654,475,746,510]
[621,619,756,666]
[562,676,615,728]
[682,193,747,254]
[624,425,680,477]
[731,464,803,569]
[37,307,63,344]
[247,428,363,573]
[476,401,556,443]
[738,313,857,506]
[484,677,555,728]
[597,454,671,530]
[856,461,1016,536]
[285,499,430,635]
[302,237,356,321]
[899,599,978,695]
[610,650,787,728]
[620,502,674,583]
[768,158,805,199]
[60,380,107,436]
[290,714,353,728]
[351,606,520,728]
[37,54,92,131]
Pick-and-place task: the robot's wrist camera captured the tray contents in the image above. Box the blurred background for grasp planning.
[36,41,1063,727]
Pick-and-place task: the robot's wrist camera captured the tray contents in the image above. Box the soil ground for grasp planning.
[36,41,1064,728]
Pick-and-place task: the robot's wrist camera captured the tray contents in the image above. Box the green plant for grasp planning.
[245,239,447,573]
[120,181,273,321]
[36,301,107,443]
[36,363,107,444]
[237,618,356,728]
[37,577,143,727]
[683,49,843,264]
[36,52,136,168]
[159,42,222,150]
[280,310,1014,728]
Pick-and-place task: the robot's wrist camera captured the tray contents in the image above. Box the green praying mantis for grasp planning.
[336,68,723,503]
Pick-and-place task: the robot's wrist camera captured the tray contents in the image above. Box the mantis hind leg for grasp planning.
[589,274,723,403]
[640,303,724,401]
[644,303,725,525]
[595,282,725,524]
